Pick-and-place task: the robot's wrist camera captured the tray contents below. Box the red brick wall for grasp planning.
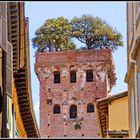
[35,50,116,138]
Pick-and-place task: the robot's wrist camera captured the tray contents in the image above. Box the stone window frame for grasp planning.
[70,70,77,83]
[70,65,77,83]
[87,103,94,113]
[53,104,61,114]
[86,69,93,82]
[53,71,60,83]
[70,104,77,119]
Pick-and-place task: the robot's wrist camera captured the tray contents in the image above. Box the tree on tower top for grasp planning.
[32,15,123,52]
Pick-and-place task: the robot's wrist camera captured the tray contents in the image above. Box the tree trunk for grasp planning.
[86,40,92,50]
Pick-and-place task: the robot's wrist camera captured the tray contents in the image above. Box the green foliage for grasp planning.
[70,14,123,51]
[32,15,123,52]
[32,17,76,52]
[74,123,81,130]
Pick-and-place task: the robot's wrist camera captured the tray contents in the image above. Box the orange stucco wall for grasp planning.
[108,96,129,131]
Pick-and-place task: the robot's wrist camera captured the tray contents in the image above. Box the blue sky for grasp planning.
[25,1,127,128]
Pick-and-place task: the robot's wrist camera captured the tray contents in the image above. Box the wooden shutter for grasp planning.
[6,41,13,97]
[7,2,20,73]
[0,3,7,51]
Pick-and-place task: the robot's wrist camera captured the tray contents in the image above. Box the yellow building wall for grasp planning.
[12,79,27,138]
[108,96,129,131]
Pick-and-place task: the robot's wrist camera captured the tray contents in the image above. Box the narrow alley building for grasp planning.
[125,2,140,138]
[0,2,40,138]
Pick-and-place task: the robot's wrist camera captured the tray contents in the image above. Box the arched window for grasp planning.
[87,103,94,113]
[70,105,77,118]
[70,70,76,83]
[53,104,61,114]
[54,71,60,83]
[86,69,93,82]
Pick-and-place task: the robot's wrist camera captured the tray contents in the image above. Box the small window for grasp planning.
[54,71,60,83]
[53,104,61,114]
[87,103,94,113]
[47,99,52,105]
[70,71,76,83]
[70,105,77,119]
[86,70,93,82]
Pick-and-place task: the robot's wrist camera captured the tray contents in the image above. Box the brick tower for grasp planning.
[34,49,116,138]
